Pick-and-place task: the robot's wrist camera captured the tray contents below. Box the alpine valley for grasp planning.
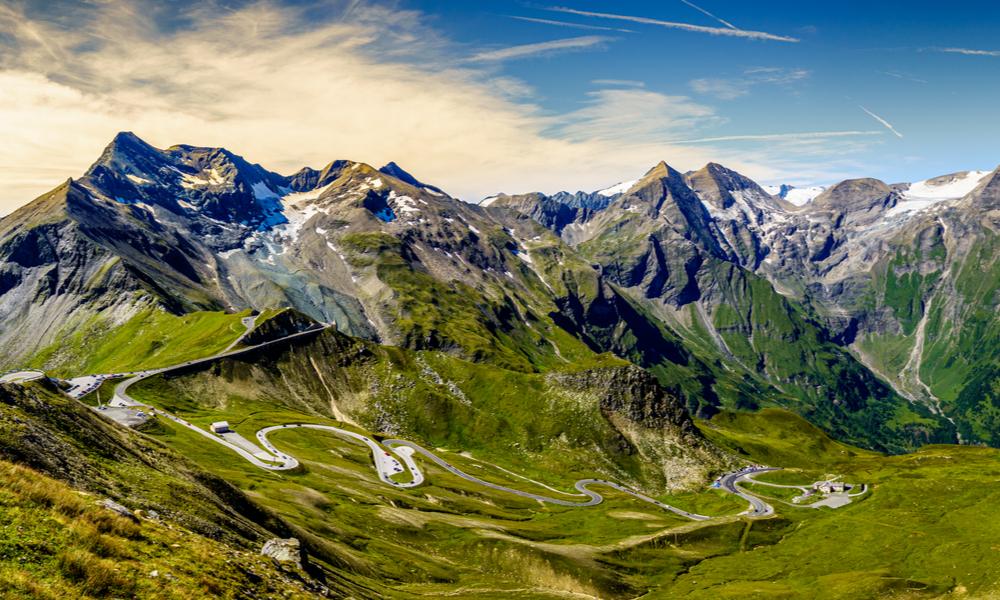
[1,132,999,599]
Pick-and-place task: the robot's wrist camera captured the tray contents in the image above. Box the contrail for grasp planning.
[933,46,1000,57]
[671,131,884,143]
[679,0,737,30]
[467,36,612,62]
[545,6,798,42]
[859,106,903,138]
[508,15,634,33]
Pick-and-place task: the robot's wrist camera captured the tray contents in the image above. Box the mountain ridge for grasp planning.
[3,132,996,452]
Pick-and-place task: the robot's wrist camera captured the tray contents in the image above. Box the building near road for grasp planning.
[210,421,231,434]
[813,481,846,494]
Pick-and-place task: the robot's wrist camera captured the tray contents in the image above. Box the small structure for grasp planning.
[210,421,231,434]
[813,480,847,494]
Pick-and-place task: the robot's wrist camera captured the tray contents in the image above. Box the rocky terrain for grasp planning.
[490,160,999,448]
[1,132,996,453]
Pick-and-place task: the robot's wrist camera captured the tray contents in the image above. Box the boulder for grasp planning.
[261,537,302,567]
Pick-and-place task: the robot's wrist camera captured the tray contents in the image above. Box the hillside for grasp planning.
[0,132,998,597]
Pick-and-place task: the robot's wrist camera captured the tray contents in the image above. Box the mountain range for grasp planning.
[2,133,998,451]
[2,132,1000,597]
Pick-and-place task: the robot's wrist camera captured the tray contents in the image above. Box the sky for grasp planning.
[1,0,999,215]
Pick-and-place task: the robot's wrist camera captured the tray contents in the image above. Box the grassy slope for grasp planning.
[126,372,742,599]
[340,231,595,374]
[0,380,398,598]
[127,331,715,493]
[0,459,306,599]
[856,230,1000,445]
[28,308,253,377]
[688,409,1000,598]
[124,363,1000,599]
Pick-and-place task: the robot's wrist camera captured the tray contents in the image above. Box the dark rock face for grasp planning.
[551,365,702,443]
[486,190,613,234]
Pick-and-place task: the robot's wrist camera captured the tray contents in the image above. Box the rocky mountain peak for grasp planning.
[685,162,780,212]
[286,160,356,192]
[87,131,170,185]
[641,161,685,182]
[811,178,895,213]
[967,165,1000,211]
[377,161,445,195]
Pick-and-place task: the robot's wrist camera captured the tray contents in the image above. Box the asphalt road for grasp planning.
[111,323,328,407]
[0,370,46,384]
[718,467,778,517]
[384,439,711,520]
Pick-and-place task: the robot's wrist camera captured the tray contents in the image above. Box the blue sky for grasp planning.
[1,0,998,213]
[422,0,1000,175]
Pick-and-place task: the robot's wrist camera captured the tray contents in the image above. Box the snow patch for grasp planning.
[887,171,991,219]
[389,192,420,215]
[283,182,334,205]
[903,170,990,202]
[596,179,638,197]
[764,184,826,206]
[251,181,279,200]
[126,174,153,186]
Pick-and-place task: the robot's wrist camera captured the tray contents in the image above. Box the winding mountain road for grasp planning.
[40,318,787,521]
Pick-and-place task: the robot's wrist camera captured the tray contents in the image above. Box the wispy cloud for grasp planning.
[880,70,928,84]
[691,67,809,100]
[931,46,1000,57]
[467,35,612,62]
[672,131,884,143]
[591,79,645,87]
[545,6,799,42]
[508,15,633,33]
[555,89,721,143]
[679,0,737,29]
[859,106,903,139]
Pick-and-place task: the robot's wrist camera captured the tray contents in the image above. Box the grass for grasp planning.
[12,360,1000,598]
[0,459,316,599]
[29,308,252,377]
[122,354,1000,599]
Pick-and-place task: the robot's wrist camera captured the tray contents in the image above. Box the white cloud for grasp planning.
[691,67,809,100]
[591,79,645,87]
[545,6,799,42]
[555,89,721,143]
[466,35,613,63]
[880,70,928,84]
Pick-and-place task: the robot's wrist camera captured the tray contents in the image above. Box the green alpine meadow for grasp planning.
[1,1,999,598]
